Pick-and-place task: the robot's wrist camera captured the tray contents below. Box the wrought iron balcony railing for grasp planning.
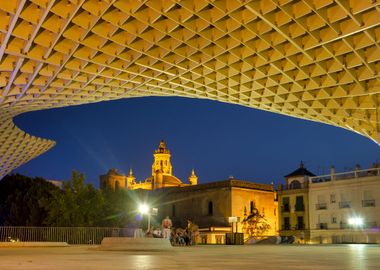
[317,223,328,229]
[315,203,327,210]
[362,199,375,207]
[339,201,352,208]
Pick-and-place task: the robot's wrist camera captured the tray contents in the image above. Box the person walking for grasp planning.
[162,216,172,239]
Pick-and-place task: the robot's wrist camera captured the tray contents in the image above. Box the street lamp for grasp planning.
[138,203,151,232]
[348,217,363,227]
[138,204,149,215]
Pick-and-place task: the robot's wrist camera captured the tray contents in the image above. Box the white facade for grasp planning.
[308,167,380,244]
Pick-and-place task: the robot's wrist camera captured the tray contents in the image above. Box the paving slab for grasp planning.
[0,244,379,270]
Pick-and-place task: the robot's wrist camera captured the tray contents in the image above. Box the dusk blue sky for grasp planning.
[13,96,380,188]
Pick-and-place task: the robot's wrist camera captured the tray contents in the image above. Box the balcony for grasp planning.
[362,199,376,207]
[340,222,348,229]
[295,224,305,230]
[339,201,351,208]
[282,224,291,230]
[317,223,328,229]
[365,222,377,229]
[315,203,327,210]
[282,205,290,212]
[278,182,308,190]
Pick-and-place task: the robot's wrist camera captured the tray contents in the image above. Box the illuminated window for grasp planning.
[215,235,223,244]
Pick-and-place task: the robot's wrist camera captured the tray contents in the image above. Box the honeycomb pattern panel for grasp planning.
[0,0,379,178]
[0,119,55,179]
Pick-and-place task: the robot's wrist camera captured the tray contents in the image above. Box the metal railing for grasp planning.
[278,182,309,190]
[339,201,352,208]
[0,227,128,244]
[295,224,305,230]
[365,222,377,228]
[310,167,380,183]
[315,203,327,210]
[317,223,328,229]
[362,199,376,207]
[281,205,290,212]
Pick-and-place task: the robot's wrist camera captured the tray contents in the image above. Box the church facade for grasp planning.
[100,140,279,244]
[155,179,278,244]
[99,140,197,190]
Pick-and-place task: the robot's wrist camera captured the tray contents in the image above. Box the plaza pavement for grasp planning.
[0,244,378,270]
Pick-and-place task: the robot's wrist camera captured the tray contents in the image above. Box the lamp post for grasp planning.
[138,203,151,231]
[138,204,159,235]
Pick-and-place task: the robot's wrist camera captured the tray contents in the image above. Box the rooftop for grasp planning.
[284,162,316,178]
[162,178,274,193]
[310,166,380,184]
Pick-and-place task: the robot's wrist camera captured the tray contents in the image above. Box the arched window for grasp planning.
[250,201,255,213]
[290,180,301,189]
[115,181,120,190]
[208,201,213,216]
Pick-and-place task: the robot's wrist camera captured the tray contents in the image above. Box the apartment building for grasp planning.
[309,165,380,244]
[279,163,380,244]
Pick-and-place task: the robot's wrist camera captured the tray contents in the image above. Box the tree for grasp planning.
[44,170,105,227]
[99,188,136,227]
[0,172,137,228]
[0,174,59,226]
[242,207,271,238]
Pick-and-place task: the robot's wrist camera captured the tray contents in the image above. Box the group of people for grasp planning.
[145,216,199,246]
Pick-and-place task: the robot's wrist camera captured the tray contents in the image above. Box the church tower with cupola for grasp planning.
[100,140,198,190]
[188,169,198,185]
[152,140,173,175]
[126,168,136,188]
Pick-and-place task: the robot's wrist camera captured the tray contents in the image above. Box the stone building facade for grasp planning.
[157,179,278,244]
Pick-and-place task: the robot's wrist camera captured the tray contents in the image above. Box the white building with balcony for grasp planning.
[308,165,380,244]
[278,162,315,243]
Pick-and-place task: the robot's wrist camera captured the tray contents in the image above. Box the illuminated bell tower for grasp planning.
[126,168,136,189]
[152,140,172,175]
[188,169,198,185]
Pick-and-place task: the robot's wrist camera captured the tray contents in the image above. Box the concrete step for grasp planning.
[0,242,69,247]
[98,237,172,251]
